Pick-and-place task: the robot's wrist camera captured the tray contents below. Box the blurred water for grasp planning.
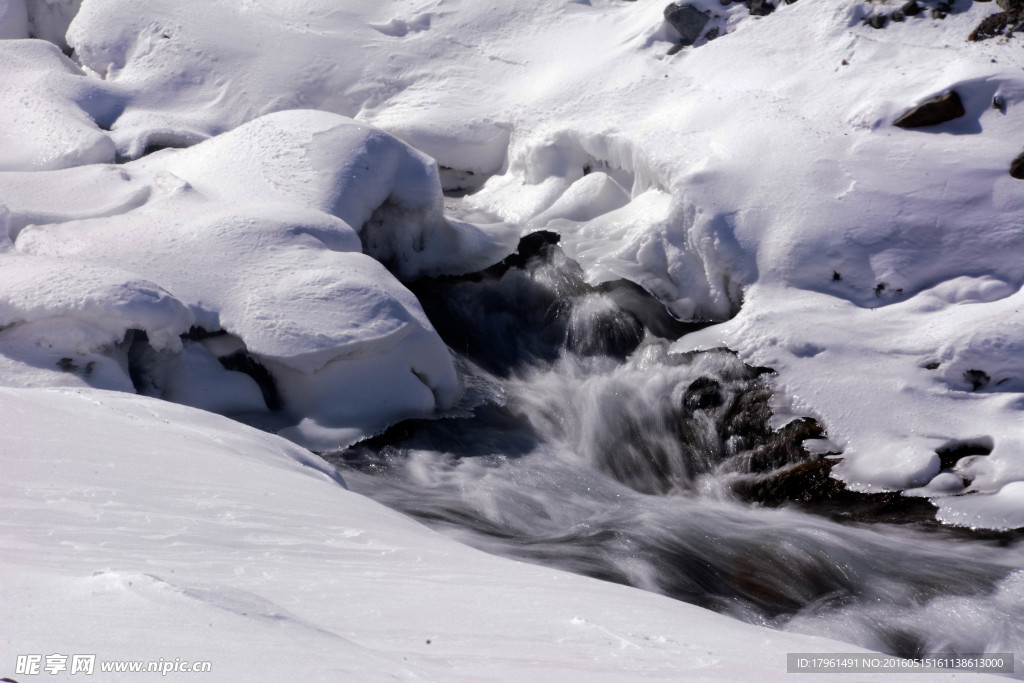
[328,237,1024,669]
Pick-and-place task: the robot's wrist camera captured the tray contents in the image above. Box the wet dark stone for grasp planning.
[126,329,155,394]
[57,357,77,372]
[902,0,923,15]
[891,10,906,21]
[566,309,644,359]
[964,369,991,391]
[739,417,825,474]
[937,439,993,470]
[866,13,889,27]
[219,351,281,410]
[491,231,560,274]
[683,376,724,411]
[893,91,965,128]
[720,384,774,444]
[734,458,940,525]
[181,325,227,341]
[747,0,775,15]
[1010,150,1024,179]
[663,3,710,46]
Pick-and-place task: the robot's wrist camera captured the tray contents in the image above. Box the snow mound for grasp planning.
[1,385,977,681]
[0,39,116,170]
[2,110,522,449]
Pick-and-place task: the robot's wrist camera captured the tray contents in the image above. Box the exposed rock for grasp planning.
[936,439,992,470]
[733,457,940,525]
[683,376,724,411]
[866,13,889,27]
[663,3,710,46]
[964,369,991,391]
[891,10,906,21]
[932,2,951,18]
[970,12,1010,40]
[747,0,775,15]
[893,90,965,128]
[1010,150,1024,179]
[902,0,923,16]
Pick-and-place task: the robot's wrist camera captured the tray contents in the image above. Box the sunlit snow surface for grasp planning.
[2,0,1024,678]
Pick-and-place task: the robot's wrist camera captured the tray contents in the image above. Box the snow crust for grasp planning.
[2,385,997,681]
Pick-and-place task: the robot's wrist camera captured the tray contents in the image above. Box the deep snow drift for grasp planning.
[2,0,1024,679]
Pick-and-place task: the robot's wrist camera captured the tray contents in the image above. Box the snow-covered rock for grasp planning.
[1,110,521,448]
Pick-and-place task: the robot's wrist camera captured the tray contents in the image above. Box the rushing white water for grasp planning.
[328,237,1024,670]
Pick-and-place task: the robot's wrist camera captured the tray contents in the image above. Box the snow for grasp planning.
[0,385,999,681]
[1,108,520,448]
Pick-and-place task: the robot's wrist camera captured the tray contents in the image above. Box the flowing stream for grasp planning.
[326,232,1024,669]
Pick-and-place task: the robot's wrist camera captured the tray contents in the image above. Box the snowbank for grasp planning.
[1,110,521,448]
[1,385,995,681]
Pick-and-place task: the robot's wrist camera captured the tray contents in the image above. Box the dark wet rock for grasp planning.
[182,325,227,341]
[996,0,1024,12]
[497,231,560,272]
[893,91,965,128]
[932,2,951,18]
[936,438,993,470]
[902,0,923,15]
[747,0,776,15]
[964,369,991,391]
[892,10,907,21]
[566,309,644,359]
[664,3,710,45]
[924,361,941,370]
[993,95,1007,113]
[866,13,889,28]
[683,376,724,411]
[739,417,825,474]
[219,351,281,409]
[734,457,940,525]
[1010,150,1024,179]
